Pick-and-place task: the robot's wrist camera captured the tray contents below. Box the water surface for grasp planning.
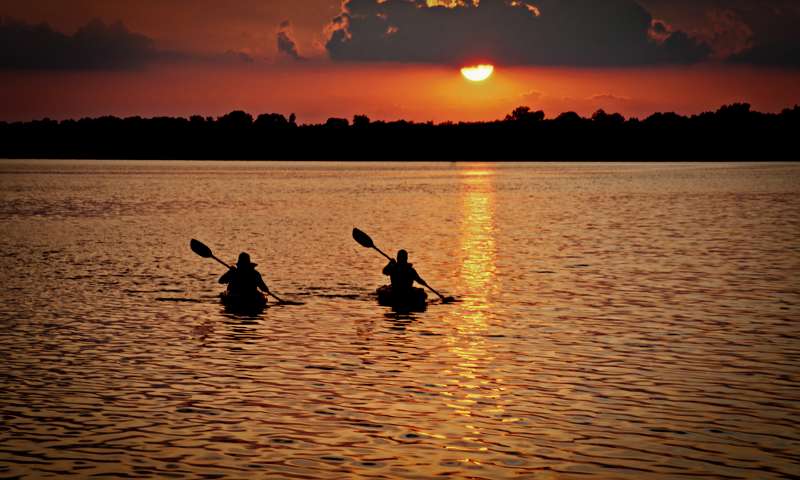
[1,161,798,479]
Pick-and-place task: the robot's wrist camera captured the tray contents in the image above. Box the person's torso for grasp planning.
[228,268,260,295]
[390,263,416,290]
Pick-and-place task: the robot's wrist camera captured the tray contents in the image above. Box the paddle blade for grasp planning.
[352,228,375,249]
[190,239,214,258]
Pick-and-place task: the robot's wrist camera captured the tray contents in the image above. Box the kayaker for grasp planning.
[219,252,269,297]
[382,250,424,294]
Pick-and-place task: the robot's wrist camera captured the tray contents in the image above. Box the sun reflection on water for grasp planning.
[458,167,498,319]
[439,167,501,459]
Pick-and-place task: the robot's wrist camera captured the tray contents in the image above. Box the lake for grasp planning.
[0,161,798,479]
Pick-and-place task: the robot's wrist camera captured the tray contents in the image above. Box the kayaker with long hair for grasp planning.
[219,252,269,297]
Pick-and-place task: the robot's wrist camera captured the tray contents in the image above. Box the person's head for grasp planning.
[237,252,256,269]
[397,249,408,264]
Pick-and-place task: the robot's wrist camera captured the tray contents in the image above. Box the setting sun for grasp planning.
[461,64,494,82]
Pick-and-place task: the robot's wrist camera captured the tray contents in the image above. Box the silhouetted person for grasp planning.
[219,252,268,297]
[383,250,424,294]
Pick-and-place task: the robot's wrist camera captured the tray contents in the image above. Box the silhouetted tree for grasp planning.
[0,104,796,160]
[254,113,289,129]
[325,117,349,128]
[554,111,583,126]
[779,105,799,126]
[717,102,751,117]
[353,114,371,127]
[715,103,754,126]
[591,109,625,126]
[505,106,545,123]
[644,111,686,127]
[218,110,253,129]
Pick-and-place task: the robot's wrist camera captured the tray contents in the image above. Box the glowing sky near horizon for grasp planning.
[0,0,799,122]
[2,63,798,124]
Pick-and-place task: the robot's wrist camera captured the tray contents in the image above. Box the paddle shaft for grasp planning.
[419,279,447,301]
[372,246,394,262]
[210,255,232,270]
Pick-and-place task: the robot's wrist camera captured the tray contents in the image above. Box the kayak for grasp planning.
[220,290,268,312]
[376,285,427,311]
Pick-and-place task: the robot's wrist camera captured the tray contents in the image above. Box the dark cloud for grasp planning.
[730,42,800,68]
[640,0,800,66]
[326,0,711,66]
[699,9,753,59]
[277,21,304,61]
[724,4,800,67]
[656,30,711,64]
[651,20,669,36]
[0,17,160,70]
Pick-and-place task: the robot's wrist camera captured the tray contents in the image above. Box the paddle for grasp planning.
[189,239,302,305]
[190,238,231,269]
[352,228,393,262]
[352,228,456,303]
[417,280,455,304]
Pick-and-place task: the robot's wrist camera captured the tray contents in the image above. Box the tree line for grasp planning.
[1,103,797,160]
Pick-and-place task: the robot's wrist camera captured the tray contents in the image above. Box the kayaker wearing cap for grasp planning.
[382,250,425,294]
[219,252,269,297]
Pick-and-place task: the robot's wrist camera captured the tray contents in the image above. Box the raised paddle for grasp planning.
[352,228,456,303]
[190,238,231,269]
[189,239,302,305]
[352,228,393,262]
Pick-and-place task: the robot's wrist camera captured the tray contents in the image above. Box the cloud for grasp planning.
[650,20,670,37]
[724,4,800,67]
[701,8,753,59]
[277,21,304,61]
[0,17,160,70]
[730,42,800,68]
[325,0,711,66]
[640,0,800,66]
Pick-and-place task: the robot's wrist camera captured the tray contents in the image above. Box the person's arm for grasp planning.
[413,268,426,287]
[219,267,236,284]
[382,260,396,276]
[256,273,269,292]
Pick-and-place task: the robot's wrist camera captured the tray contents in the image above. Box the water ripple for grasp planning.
[1,161,799,479]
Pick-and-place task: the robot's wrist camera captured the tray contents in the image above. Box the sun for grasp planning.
[461,64,494,82]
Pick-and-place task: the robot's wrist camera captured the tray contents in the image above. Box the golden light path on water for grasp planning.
[439,167,501,466]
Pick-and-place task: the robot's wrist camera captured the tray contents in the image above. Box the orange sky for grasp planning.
[1,1,799,122]
[2,63,798,123]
